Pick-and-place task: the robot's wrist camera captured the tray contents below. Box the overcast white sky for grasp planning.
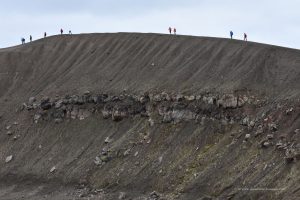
[0,0,299,49]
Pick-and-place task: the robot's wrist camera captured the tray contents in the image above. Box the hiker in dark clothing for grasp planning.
[69,30,72,35]
[168,27,172,34]
[230,31,233,39]
[30,35,32,42]
[44,32,47,38]
[21,38,25,44]
[244,33,247,41]
[173,28,177,35]
[60,28,63,35]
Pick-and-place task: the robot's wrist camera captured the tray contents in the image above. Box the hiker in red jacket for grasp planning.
[60,28,63,35]
[244,33,248,41]
[173,28,177,35]
[168,27,172,34]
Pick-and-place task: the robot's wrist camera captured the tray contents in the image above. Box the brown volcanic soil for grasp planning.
[0,33,300,200]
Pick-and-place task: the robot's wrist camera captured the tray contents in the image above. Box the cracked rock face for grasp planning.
[4,89,298,199]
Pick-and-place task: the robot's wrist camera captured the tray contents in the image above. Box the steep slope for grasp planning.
[0,33,299,200]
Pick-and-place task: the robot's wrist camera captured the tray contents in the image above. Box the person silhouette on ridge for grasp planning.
[230,31,234,39]
[168,27,172,34]
[60,28,63,35]
[244,33,247,41]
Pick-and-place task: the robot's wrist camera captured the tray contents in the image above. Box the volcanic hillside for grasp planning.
[0,33,300,200]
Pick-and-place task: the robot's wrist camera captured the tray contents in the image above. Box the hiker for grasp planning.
[244,33,247,41]
[21,38,25,44]
[230,31,233,39]
[168,27,172,34]
[30,35,32,42]
[44,32,47,38]
[60,28,63,35]
[69,30,72,35]
[173,28,177,35]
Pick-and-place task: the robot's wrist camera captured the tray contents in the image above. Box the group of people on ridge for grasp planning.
[230,31,248,41]
[21,28,72,44]
[168,27,177,35]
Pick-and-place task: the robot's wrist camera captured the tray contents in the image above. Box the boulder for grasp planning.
[118,192,127,200]
[102,109,111,119]
[267,134,274,140]
[104,137,111,144]
[54,100,63,109]
[94,156,102,166]
[245,134,251,140]
[268,123,278,132]
[54,118,63,124]
[261,140,271,148]
[6,131,13,136]
[41,97,52,110]
[5,155,13,163]
[217,94,238,108]
[28,97,36,105]
[149,191,160,200]
[112,110,126,121]
[34,113,42,123]
[285,108,294,115]
[50,166,56,173]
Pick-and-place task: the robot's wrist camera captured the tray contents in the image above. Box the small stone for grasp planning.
[94,156,102,166]
[285,108,294,115]
[34,113,42,123]
[13,122,18,125]
[104,137,111,144]
[54,118,63,124]
[134,151,139,157]
[54,100,63,109]
[5,155,13,163]
[295,129,300,134]
[124,149,131,156]
[158,156,163,164]
[149,191,160,199]
[50,166,56,173]
[242,117,249,126]
[261,141,271,148]
[118,192,126,200]
[100,155,109,163]
[185,95,195,101]
[6,131,13,136]
[267,134,274,140]
[268,123,278,132]
[84,90,91,95]
[28,97,36,104]
[6,125,11,130]
[249,121,255,127]
[148,118,154,127]
[245,134,251,140]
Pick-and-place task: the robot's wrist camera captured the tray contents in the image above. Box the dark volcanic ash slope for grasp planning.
[0,33,300,200]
